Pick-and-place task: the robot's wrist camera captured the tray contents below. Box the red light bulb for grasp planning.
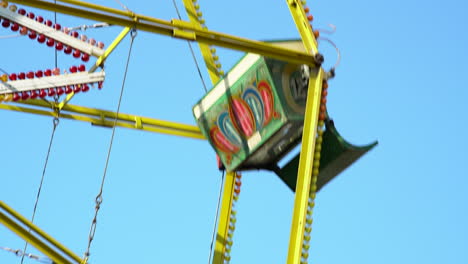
[9,73,17,81]
[97,41,105,49]
[73,49,81,58]
[37,34,46,43]
[30,90,39,99]
[82,84,90,92]
[36,16,44,23]
[35,70,43,78]
[56,87,64,95]
[54,23,61,30]
[69,65,77,73]
[26,71,34,79]
[52,68,60,76]
[88,38,96,45]
[12,93,21,101]
[64,46,72,54]
[18,8,26,15]
[19,26,28,35]
[65,86,73,94]
[45,19,53,27]
[44,69,52,76]
[55,42,63,51]
[39,89,47,98]
[71,31,79,38]
[73,85,81,93]
[48,88,56,97]
[78,64,86,72]
[27,12,35,19]
[28,31,37,39]
[46,38,54,47]
[21,91,30,100]
[81,53,90,62]
[11,23,19,31]
[18,72,26,80]
[2,19,11,28]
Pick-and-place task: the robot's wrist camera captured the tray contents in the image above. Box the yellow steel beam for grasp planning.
[287,0,319,55]
[89,27,131,73]
[58,27,131,109]
[0,201,83,264]
[212,172,236,264]
[0,101,205,140]
[286,69,324,264]
[8,0,320,66]
[286,1,324,263]
[182,0,221,84]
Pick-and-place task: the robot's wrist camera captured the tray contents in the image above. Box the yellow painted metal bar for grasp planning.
[9,0,318,65]
[286,69,323,264]
[89,27,131,73]
[287,0,319,55]
[0,201,83,264]
[58,27,131,110]
[182,0,221,84]
[0,102,204,139]
[212,172,236,264]
[286,1,325,263]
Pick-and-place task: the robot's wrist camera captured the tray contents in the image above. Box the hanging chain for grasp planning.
[83,29,137,263]
[2,246,54,264]
[300,80,328,264]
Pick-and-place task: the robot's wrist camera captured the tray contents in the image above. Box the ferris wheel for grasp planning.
[0,1,377,263]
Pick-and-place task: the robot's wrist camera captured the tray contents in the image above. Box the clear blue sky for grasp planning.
[1,0,467,263]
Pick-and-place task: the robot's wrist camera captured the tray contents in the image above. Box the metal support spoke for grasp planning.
[0,201,84,264]
[8,0,318,65]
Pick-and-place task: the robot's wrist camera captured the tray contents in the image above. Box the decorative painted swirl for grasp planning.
[229,96,256,138]
[217,111,243,147]
[242,86,264,131]
[209,126,240,154]
[257,80,275,126]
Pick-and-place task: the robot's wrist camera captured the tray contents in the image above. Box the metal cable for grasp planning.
[207,170,225,263]
[2,246,54,264]
[83,28,137,262]
[20,116,60,264]
[20,3,61,263]
[0,34,21,39]
[171,0,208,92]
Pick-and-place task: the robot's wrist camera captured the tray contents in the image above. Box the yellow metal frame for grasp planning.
[60,26,131,109]
[0,100,204,139]
[212,172,237,263]
[0,1,331,263]
[182,0,221,84]
[9,0,318,66]
[178,3,233,262]
[286,1,324,263]
[0,201,83,264]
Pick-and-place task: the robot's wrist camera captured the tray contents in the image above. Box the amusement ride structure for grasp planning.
[0,0,377,263]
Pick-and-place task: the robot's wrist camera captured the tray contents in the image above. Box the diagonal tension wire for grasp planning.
[20,116,60,264]
[170,1,224,261]
[2,245,53,264]
[171,0,208,93]
[20,3,61,262]
[207,170,225,264]
[83,28,137,262]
